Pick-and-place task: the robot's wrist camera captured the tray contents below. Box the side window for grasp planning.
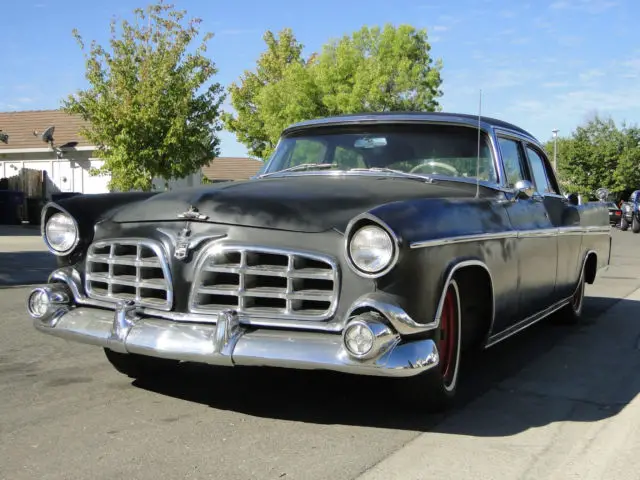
[289,139,327,166]
[497,137,526,188]
[526,146,557,194]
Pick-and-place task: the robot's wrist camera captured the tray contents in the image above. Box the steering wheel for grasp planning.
[409,160,459,176]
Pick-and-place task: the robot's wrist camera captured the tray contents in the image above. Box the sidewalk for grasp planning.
[357,287,640,480]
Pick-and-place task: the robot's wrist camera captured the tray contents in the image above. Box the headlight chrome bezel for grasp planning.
[41,206,80,256]
[345,216,400,278]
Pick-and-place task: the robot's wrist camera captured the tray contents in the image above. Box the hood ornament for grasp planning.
[178,205,209,221]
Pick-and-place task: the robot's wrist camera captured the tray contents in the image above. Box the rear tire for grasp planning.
[632,215,640,233]
[103,348,179,379]
[555,262,586,324]
[402,279,462,412]
[621,217,629,231]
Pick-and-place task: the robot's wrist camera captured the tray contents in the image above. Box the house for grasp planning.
[0,109,205,198]
[201,156,264,182]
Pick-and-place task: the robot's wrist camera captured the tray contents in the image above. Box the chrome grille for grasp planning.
[84,239,173,311]
[189,245,339,320]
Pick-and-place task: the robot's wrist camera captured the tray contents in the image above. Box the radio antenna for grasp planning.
[475,89,482,199]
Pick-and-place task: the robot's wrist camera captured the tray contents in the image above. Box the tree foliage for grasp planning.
[63,0,225,191]
[546,115,640,199]
[223,24,443,160]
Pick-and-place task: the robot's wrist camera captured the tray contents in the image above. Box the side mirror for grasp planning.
[565,193,579,206]
[514,180,536,199]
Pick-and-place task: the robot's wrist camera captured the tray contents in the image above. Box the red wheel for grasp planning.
[438,281,461,392]
[438,285,460,389]
[401,278,462,411]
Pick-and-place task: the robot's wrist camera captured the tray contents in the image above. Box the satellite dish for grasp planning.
[41,125,55,144]
[596,187,609,202]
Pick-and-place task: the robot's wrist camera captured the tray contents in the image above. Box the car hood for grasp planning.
[108,175,482,233]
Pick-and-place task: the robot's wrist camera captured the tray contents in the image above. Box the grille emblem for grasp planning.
[178,205,209,220]
[174,227,191,261]
[157,227,227,262]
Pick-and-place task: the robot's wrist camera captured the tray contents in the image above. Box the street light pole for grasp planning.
[552,129,559,171]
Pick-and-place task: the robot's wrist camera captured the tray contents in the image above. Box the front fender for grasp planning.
[41,192,159,263]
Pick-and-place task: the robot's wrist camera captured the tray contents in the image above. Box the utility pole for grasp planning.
[552,129,559,171]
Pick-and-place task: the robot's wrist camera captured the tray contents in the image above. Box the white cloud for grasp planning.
[578,69,605,83]
[549,0,618,14]
[432,25,449,32]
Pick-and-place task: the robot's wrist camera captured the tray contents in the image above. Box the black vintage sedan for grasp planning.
[27,112,611,411]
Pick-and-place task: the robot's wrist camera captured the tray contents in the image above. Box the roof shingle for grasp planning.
[0,109,91,151]
[202,156,263,181]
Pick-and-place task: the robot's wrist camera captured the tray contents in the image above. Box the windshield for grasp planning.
[262,123,498,183]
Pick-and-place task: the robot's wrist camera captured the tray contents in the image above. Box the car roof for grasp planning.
[282,111,537,141]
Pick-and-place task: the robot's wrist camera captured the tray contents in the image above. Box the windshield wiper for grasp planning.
[258,163,338,178]
[348,167,433,183]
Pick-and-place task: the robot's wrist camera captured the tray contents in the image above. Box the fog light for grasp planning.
[343,313,399,360]
[344,321,375,357]
[28,288,51,318]
[26,284,72,322]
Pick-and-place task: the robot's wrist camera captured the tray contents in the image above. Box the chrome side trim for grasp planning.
[343,212,401,278]
[33,307,439,378]
[410,231,517,249]
[409,225,610,249]
[517,228,558,238]
[484,297,571,348]
[484,249,597,348]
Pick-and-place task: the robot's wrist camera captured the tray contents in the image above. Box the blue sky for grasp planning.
[1,0,638,157]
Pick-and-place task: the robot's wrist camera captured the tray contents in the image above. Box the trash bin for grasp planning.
[0,190,25,225]
[51,192,81,202]
[26,197,45,225]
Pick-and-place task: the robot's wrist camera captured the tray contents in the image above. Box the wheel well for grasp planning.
[584,252,597,284]
[451,265,494,351]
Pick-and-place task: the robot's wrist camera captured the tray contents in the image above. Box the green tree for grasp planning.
[222,28,311,160]
[224,24,443,160]
[547,115,640,199]
[63,0,225,191]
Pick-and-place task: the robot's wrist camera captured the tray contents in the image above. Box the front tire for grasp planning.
[103,348,179,379]
[632,215,640,233]
[402,279,462,412]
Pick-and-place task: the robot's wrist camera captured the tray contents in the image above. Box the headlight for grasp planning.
[45,212,78,254]
[348,225,395,275]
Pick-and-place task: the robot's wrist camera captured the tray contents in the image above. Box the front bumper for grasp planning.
[27,272,440,378]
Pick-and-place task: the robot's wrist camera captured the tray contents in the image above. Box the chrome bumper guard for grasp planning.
[27,277,439,378]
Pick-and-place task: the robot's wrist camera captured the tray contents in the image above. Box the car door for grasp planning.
[497,134,558,330]
[523,143,581,302]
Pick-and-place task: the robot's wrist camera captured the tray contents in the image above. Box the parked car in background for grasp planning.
[26,112,611,411]
[621,190,640,232]
[606,202,622,226]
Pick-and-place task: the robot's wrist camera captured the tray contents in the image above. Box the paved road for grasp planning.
[1,228,639,479]
[0,225,56,286]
